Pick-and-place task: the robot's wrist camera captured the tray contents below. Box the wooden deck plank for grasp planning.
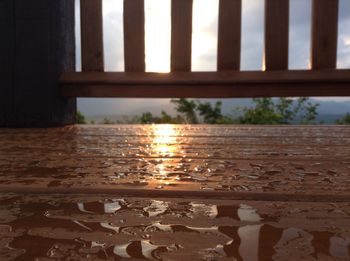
[123,0,145,72]
[1,125,349,199]
[171,0,193,72]
[311,0,339,70]
[264,0,289,71]
[80,0,104,71]
[217,0,242,71]
[60,70,350,97]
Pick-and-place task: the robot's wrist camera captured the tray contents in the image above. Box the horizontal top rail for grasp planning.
[62,70,350,85]
[60,69,350,98]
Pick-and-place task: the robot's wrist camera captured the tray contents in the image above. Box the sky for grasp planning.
[76,0,350,116]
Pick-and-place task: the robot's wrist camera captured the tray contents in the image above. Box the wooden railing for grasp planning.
[60,0,350,98]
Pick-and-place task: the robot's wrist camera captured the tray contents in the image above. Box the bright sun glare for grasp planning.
[150,125,179,186]
[145,0,218,72]
[152,125,177,156]
[145,0,171,72]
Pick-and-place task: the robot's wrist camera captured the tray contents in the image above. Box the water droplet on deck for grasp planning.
[143,200,168,217]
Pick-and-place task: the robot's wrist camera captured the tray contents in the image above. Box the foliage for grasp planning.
[75,111,86,124]
[294,97,319,124]
[197,101,224,124]
[336,113,350,125]
[97,97,321,125]
[139,112,154,124]
[237,97,319,125]
[139,111,184,124]
[115,115,141,124]
[171,98,198,124]
[101,117,114,124]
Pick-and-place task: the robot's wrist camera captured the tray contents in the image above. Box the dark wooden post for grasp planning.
[0,0,76,127]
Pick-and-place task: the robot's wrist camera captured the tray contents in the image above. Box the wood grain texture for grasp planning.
[80,0,104,71]
[311,0,339,70]
[171,0,193,72]
[60,70,350,97]
[217,0,241,71]
[123,0,145,72]
[264,0,289,71]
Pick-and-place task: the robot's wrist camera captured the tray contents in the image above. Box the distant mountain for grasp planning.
[78,98,350,124]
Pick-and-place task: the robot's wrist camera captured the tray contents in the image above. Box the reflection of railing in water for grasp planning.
[93,223,350,260]
[74,201,350,260]
[3,198,350,260]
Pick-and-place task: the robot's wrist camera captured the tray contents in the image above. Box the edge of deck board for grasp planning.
[1,187,349,202]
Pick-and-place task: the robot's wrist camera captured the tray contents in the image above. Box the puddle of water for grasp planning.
[8,234,85,261]
[191,203,267,222]
[1,198,350,260]
[143,200,169,217]
[112,240,172,260]
[238,224,262,261]
[77,199,126,214]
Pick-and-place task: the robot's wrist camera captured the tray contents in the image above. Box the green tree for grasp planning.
[138,111,184,124]
[295,97,319,124]
[336,113,350,125]
[139,112,154,124]
[102,117,114,124]
[238,98,283,124]
[196,101,231,124]
[157,111,184,124]
[276,98,294,123]
[237,97,319,125]
[75,111,86,124]
[171,98,198,124]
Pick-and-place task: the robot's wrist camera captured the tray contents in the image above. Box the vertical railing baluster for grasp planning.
[80,0,104,71]
[311,0,339,70]
[264,0,289,71]
[217,0,242,71]
[124,0,145,72]
[171,0,193,72]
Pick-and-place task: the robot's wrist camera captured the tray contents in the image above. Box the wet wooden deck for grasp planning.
[1,125,350,260]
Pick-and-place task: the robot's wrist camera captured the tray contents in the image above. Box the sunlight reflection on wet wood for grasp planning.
[0,125,349,199]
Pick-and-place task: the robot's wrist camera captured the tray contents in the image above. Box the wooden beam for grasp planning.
[311,0,339,70]
[123,0,145,72]
[80,0,104,71]
[217,0,242,71]
[60,70,350,97]
[171,0,193,72]
[264,0,289,71]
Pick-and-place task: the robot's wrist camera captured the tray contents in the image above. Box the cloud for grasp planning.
[192,0,219,71]
[343,37,350,46]
[103,0,124,71]
[241,0,264,70]
[145,0,171,72]
[337,0,350,68]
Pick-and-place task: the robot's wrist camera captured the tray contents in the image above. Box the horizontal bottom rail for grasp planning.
[60,70,350,98]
